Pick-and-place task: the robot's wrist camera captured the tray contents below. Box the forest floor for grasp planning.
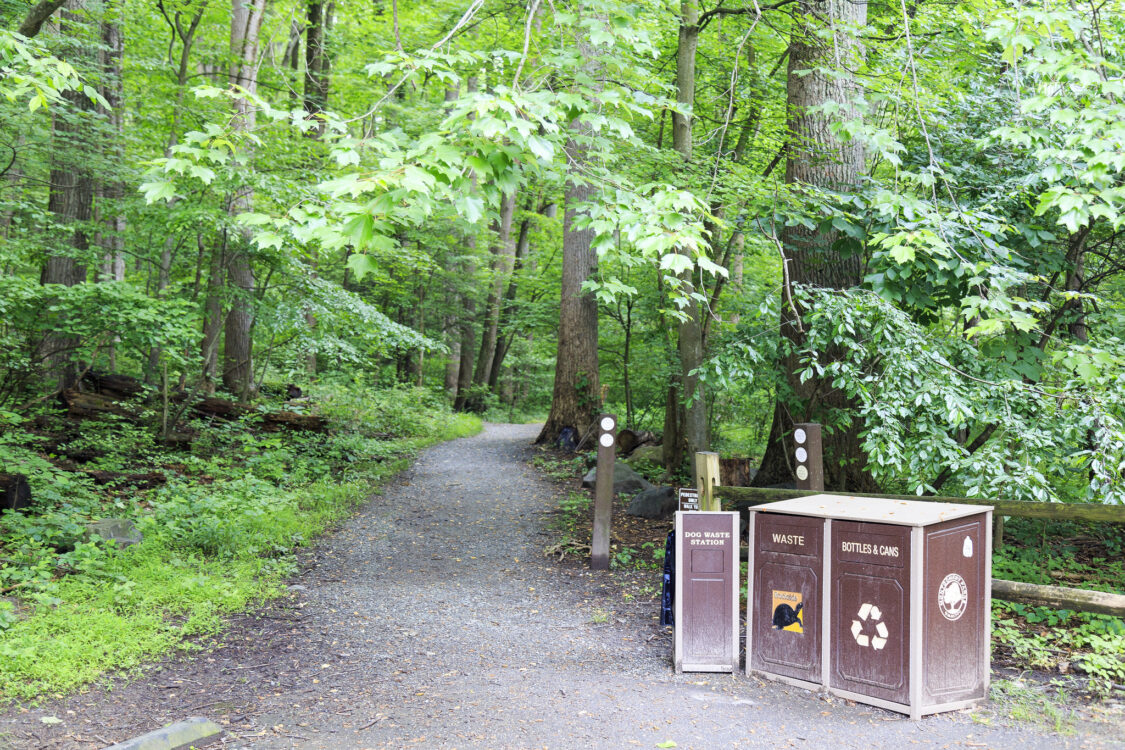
[1,423,1122,749]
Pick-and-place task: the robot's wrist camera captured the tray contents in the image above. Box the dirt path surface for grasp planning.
[2,423,1121,749]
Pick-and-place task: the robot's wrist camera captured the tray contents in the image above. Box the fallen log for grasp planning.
[191,397,254,420]
[155,431,194,450]
[81,370,144,400]
[1,474,32,514]
[60,389,137,420]
[261,411,327,432]
[187,396,328,432]
[716,485,1125,524]
[991,579,1125,618]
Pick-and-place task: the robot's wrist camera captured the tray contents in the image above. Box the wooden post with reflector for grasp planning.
[591,414,617,570]
[793,423,823,492]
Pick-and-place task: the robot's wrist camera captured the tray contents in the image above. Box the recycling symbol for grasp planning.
[850,602,889,650]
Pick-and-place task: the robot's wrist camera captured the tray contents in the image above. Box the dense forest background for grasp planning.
[3,0,1125,504]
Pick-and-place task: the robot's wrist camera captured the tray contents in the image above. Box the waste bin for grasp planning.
[747,495,991,719]
[746,511,824,688]
[674,511,739,673]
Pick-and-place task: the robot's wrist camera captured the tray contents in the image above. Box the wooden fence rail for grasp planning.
[714,485,1125,524]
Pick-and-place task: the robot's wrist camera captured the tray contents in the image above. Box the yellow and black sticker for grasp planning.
[771,590,804,633]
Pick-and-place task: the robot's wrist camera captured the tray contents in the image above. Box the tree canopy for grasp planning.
[3,0,1125,504]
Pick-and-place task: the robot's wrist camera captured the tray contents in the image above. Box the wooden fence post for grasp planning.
[695,451,721,512]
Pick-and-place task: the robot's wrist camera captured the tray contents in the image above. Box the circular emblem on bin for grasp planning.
[938,573,968,621]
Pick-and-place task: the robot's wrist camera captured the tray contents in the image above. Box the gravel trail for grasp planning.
[2,423,1119,749]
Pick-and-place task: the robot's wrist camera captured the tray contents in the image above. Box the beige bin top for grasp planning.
[750,494,992,527]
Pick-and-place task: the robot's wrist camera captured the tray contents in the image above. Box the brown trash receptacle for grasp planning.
[746,512,824,688]
[674,511,739,673]
[747,495,991,719]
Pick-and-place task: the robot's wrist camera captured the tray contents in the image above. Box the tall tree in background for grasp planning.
[222,0,266,398]
[662,0,708,471]
[39,0,96,390]
[467,192,516,410]
[537,13,601,444]
[302,0,333,374]
[97,0,125,371]
[753,0,874,490]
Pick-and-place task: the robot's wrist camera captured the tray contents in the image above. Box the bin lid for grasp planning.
[750,494,991,527]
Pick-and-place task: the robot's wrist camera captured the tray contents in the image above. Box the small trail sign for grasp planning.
[678,487,700,511]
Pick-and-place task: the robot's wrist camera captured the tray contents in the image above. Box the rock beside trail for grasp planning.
[581,461,653,494]
[625,444,663,466]
[626,486,677,520]
[85,518,143,548]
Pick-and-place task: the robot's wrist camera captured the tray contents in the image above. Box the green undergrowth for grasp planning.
[991,517,1125,697]
[0,384,480,701]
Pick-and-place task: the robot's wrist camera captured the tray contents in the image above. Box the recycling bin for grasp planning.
[747,494,991,719]
[674,511,740,673]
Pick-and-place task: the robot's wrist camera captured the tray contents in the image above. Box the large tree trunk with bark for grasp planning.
[752,0,875,492]
[39,0,95,391]
[536,148,599,444]
[222,0,266,399]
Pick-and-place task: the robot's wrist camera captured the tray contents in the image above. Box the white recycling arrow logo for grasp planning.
[850,602,889,650]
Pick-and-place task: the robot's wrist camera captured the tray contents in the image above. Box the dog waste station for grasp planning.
[674,510,740,673]
[746,494,992,719]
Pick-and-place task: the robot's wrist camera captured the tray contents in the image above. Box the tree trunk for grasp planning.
[488,206,533,389]
[98,3,126,372]
[536,148,599,444]
[666,0,708,466]
[443,318,461,397]
[752,0,874,492]
[537,22,602,444]
[222,0,267,399]
[303,1,332,129]
[201,241,224,394]
[1065,227,1089,342]
[470,192,517,403]
[672,0,698,162]
[452,77,480,412]
[18,0,67,37]
[39,0,95,391]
